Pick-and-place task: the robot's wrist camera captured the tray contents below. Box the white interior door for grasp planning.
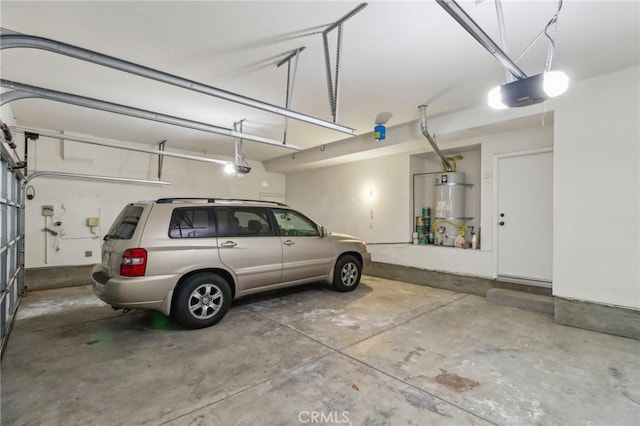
[497,150,553,285]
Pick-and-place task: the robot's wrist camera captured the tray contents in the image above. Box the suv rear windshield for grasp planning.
[106,205,144,240]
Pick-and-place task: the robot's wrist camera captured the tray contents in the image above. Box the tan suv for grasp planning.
[91,198,371,329]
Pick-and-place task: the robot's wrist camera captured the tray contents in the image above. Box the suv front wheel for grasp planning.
[172,273,232,329]
[332,255,362,292]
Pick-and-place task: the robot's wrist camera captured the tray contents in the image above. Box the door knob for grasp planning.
[499,221,505,226]
[500,213,505,217]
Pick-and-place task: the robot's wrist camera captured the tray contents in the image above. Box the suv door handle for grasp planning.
[283,240,295,246]
[220,241,238,248]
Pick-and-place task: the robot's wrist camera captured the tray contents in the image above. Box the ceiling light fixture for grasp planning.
[488,71,569,109]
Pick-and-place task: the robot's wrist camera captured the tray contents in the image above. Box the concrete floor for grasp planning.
[2,276,639,425]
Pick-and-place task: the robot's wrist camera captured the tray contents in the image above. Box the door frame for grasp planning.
[492,146,554,283]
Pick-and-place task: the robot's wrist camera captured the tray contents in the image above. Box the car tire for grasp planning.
[331,255,362,292]
[172,273,232,329]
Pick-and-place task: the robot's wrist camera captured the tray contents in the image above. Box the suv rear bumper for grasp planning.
[91,264,176,313]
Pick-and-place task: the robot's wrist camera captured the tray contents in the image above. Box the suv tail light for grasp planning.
[120,248,147,277]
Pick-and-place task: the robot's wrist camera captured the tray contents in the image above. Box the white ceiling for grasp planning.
[1,1,638,162]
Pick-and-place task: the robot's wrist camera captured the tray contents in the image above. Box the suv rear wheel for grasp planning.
[172,273,232,329]
[332,255,362,292]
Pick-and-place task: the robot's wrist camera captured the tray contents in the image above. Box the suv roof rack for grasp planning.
[155,197,288,207]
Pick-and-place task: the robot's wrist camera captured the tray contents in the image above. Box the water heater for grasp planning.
[433,172,472,246]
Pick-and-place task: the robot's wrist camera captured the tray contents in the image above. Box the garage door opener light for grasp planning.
[487,71,569,109]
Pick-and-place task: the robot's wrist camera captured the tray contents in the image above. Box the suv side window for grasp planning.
[272,209,320,237]
[169,207,216,238]
[216,207,274,237]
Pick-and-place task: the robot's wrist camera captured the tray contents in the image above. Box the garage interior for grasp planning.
[1,1,639,425]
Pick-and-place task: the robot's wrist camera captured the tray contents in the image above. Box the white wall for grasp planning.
[23,135,284,268]
[286,124,553,278]
[554,66,640,309]
[286,153,410,244]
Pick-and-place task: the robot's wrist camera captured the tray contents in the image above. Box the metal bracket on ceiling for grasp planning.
[506,0,563,73]
[544,0,563,72]
[232,119,248,168]
[277,47,305,144]
[20,131,40,177]
[157,140,166,180]
[322,3,368,123]
[0,80,302,150]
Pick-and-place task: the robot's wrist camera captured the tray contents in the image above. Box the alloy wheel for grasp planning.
[188,283,223,319]
[341,262,359,287]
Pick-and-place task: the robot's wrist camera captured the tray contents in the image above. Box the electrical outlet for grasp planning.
[85,251,93,257]
[42,205,54,216]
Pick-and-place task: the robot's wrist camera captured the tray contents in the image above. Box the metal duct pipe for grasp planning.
[0,81,301,150]
[22,170,171,186]
[436,0,527,80]
[0,29,356,135]
[418,105,452,172]
[11,126,231,166]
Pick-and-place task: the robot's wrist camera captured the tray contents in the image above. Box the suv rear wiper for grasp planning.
[103,234,122,241]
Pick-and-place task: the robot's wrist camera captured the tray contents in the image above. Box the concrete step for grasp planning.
[486,288,554,315]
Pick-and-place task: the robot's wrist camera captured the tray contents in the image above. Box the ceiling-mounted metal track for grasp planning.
[0,28,356,135]
[10,126,232,166]
[22,170,171,186]
[0,80,302,150]
[436,0,527,80]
